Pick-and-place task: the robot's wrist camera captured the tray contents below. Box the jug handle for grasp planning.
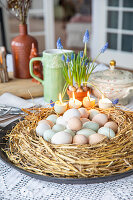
[29,57,43,85]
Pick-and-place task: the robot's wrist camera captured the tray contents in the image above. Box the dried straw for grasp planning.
[4,107,133,178]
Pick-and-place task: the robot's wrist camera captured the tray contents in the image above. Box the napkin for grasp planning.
[0,92,34,108]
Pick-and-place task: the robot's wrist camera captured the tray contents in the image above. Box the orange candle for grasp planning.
[83,92,95,108]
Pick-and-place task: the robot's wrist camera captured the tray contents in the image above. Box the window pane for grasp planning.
[108,0,119,7]
[123,0,133,7]
[107,33,118,50]
[122,34,133,52]
[107,11,118,28]
[123,12,133,30]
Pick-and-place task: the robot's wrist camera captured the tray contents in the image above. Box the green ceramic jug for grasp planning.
[29,49,73,102]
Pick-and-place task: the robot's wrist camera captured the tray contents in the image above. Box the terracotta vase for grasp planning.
[11,24,38,78]
[67,89,88,101]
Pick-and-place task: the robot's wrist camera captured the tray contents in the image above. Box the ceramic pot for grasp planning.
[11,24,38,78]
[67,88,88,101]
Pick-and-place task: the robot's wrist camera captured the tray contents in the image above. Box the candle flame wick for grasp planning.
[59,93,63,104]
[102,94,105,99]
[87,91,90,100]
[0,55,2,65]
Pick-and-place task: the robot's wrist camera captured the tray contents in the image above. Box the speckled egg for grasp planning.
[64,129,76,137]
[78,108,89,118]
[98,127,115,138]
[42,130,56,142]
[76,128,96,137]
[104,121,118,133]
[88,133,107,145]
[80,118,90,124]
[46,114,58,124]
[51,131,72,144]
[89,109,100,120]
[52,124,66,133]
[83,121,99,132]
[36,123,51,136]
[73,134,88,145]
[92,113,108,127]
[67,117,82,131]
[63,108,81,122]
[56,116,67,127]
[38,119,54,127]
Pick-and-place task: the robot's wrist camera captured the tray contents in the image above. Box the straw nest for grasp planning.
[4,107,133,178]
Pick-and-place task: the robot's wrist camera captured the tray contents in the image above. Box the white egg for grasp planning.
[56,116,67,127]
[88,133,106,145]
[89,109,100,120]
[46,114,58,124]
[76,128,96,137]
[83,121,99,132]
[42,130,56,142]
[98,127,115,138]
[92,113,108,127]
[38,119,54,127]
[63,108,81,122]
[64,129,76,137]
[51,131,72,144]
[36,123,51,136]
[52,124,66,133]
[78,107,89,118]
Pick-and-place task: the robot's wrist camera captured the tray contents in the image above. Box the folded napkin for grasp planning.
[0,93,34,109]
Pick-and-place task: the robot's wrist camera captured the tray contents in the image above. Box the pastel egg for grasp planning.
[36,123,51,136]
[73,135,88,145]
[38,119,54,127]
[83,121,99,132]
[80,118,90,124]
[78,108,89,118]
[46,114,58,124]
[98,127,115,138]
[89,109,100,120]
[52,124,66,133]
[56,116,67,127]
[92,113,108,127]
[76,128,96,137]
[88,133,107,145]
[104,121,118,133]
[67,117,82,131]
[64,129,76,137]
[51,131,72,144]
[42,130,56,142]
[63,108,81,122]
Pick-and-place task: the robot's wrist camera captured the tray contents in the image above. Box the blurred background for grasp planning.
[0,0,133,70]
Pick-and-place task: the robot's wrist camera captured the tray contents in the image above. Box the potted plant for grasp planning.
[57,30,108,101]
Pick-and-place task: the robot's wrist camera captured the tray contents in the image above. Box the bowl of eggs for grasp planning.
[3,106,133,183]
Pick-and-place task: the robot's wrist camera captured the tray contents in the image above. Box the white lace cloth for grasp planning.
[0,97,133,200]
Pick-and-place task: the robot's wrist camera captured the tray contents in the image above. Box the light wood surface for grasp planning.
[0,73,43,99]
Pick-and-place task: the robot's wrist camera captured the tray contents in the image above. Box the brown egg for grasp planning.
[104,121,118,133]
[80,118,90,124]
[78,107,89,118]
[88,133,106,145]
[68,117,82,131]
[38,119,54,127]
[92,114,108,127]
[73,135,88,145]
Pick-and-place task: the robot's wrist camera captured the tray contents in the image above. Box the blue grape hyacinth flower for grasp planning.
[62,54,65,61]
[66,55,70,63]
[50,100,55,107]
[57,37,63,49]
[71,52,74,60]
[83,29,89,43]
[80,51,83,58]
[100,42,108,53]
[112,98,119,105]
